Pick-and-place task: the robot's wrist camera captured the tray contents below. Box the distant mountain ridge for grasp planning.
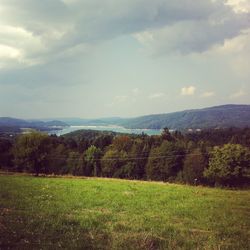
[55,117,126,126]
[0,117,68,129]
[60,104,250,130]
[120,104,250,130]
[1,104,250,131]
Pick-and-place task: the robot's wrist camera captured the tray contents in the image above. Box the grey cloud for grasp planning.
[0,0,249,91]
[135,4,249,54]
[1,0,69,26]
[1,0,247,67]
[67,0,222,43]
[144,13,249,54]
[0,53,91,87]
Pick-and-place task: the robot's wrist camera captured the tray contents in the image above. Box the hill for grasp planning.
[0,174,249,249]
[59,104,250,130]
[121,104,250,130]
[2,104,250,132]
[0,117,68,130]
[57,117,126,126]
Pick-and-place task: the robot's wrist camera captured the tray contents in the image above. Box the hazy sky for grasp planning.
[0,0,249,119]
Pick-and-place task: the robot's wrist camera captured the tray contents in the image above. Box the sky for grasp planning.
[0,0,249,119]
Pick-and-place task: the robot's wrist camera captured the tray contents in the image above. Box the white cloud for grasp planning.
[114,95,128,102]
[181,86,196,96]
[0,24,46,68]
[108,95,129,106]
[134,31,154,47]
[132,88,139,95]
[223,30,250,77]
[205,28,250,77]
[201,91,215,97]
[225,0,250,13]
[149,92,165,99]
[0,44,21,59]
[230,89,246,98]
[61,0,79,5]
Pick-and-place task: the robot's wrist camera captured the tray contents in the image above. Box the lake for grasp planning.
[50,125,162,136]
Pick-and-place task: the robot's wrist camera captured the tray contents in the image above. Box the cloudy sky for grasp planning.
[0,0,249,119]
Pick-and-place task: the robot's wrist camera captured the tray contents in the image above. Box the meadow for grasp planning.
[0,173,249,249]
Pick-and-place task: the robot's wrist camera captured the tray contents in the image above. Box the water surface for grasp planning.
[50,125,162,136]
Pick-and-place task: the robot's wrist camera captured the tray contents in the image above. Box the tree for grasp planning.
[84,145,102,176]
[64,138,78,150]
[101,149,128,177]
[113,162,136,179]
[0,138,13,169]
[47,143,68,174]
[93,135,113,150]
[161,127,173,141]
[128,138,149,179]
[112,136,133,152]
[67,151,83,175]
[182,148,207,185]
[204,144,250,186]
[146,141,185,181]
[13,132,50,175]
[78,138,89,153]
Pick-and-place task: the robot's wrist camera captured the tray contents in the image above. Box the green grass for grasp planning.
[0,174,249,249]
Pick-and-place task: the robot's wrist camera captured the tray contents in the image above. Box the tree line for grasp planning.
[0,128,250,187]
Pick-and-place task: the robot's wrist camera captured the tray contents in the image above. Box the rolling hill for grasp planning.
[0,117,68,130]
[60,104,250,130]
[120,104,250,130]
[2,104,250,132]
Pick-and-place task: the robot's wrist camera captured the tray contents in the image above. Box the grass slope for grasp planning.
[0,174,249,249]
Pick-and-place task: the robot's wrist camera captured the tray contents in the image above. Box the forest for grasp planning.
[0,127,250,187]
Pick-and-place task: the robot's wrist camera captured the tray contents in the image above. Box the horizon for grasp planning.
[1,103,249,121]
[0,0,250,118]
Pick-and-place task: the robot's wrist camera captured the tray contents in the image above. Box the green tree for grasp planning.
[47,143,68,174]
[13,132,50,175]
[161,127,173,141]
[204,144,250,186]
[84,145,102,176]
[128,138,149,179]
[146,141,185,181]
[78,138,89,153]
[182,148,207,185]
[101,149,128,177]
[67,151,83,175]
[113,162,136,179]
[0,138,13,169]
[93,135,113,150]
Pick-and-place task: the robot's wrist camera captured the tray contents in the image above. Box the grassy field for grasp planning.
[0,174,249,249]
